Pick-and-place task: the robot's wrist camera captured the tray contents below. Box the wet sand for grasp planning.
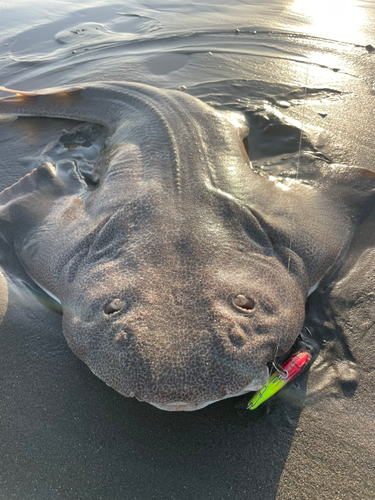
[0,1,374,499]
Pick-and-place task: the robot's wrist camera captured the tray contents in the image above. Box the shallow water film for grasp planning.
[0,1,374,499]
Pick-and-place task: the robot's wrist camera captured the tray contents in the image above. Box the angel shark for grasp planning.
[0,82,373,411]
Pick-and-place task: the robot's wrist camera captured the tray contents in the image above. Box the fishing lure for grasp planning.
[247,349,312,410]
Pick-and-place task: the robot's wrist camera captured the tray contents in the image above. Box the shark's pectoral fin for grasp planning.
[0,160,86,260]
[0,160,86,206]
[245,163,375,295]
[311,163,375,241]
[0,160,87,306]
[0,162,57,207]
[304,163,375,289]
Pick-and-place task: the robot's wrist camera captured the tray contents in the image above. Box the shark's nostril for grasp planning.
[233,294,255,312]
[104,299,125,315]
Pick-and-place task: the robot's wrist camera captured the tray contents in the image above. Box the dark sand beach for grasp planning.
[0,1,374,498]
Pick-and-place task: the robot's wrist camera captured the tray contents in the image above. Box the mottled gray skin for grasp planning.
[0,83,373,410]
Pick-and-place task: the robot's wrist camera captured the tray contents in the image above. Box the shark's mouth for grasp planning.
[148,365,270,411]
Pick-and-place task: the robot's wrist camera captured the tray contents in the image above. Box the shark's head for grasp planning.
[60,186,306,411]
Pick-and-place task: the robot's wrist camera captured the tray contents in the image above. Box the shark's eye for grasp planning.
[233,294,255,311]
[104,299,125,315]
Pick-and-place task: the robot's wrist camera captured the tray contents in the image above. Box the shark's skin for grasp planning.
[0,82,374,411]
